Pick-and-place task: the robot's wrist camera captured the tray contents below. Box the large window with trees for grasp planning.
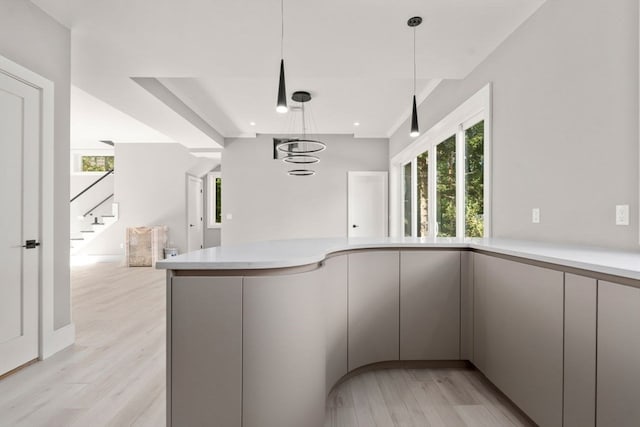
[391,84,491,239]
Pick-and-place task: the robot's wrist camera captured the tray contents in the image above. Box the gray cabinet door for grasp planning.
[243,270,326,427]
[171,277,242,427]
[597,281,640,427]
[400,250,460,360]
[474,254,563,427]
[348,251,400,371]
[323,255,348,392]
[564,274,596,427]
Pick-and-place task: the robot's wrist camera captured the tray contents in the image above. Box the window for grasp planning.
[416,150,428,237]
[436,135,456,237]
[81,155,114,172]
[391,84,491,239]
[402,162,412,237]
[207,172,222,228]
[465,121,484,237]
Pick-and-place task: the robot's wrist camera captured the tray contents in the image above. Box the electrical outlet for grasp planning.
[616,205,629,225]
[226,213,233,220]
[532,208,540,224]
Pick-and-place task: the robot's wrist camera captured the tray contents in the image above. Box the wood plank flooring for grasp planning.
[0,263,533,427]
[325,368,535,427]
[0,263,166,427]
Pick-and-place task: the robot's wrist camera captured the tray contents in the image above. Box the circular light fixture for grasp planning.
[250,121,256,126]
[353,122,360,126]
[282,154,320,164]
[276,138,327,154]
[288,169,315,176]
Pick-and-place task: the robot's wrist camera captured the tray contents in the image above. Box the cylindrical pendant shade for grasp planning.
[276,59,288,113]
[410,95,420,137]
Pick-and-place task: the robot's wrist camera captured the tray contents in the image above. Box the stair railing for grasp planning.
[83,193,115,218]
[70,169,114,203]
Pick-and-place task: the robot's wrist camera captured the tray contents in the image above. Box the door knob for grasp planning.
[352,224,359,228]
[22,240,40,249]
[189,224,195,228]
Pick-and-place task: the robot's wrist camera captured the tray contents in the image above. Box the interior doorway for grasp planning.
[347,171,389,238]
[0,69,41,376]
[186,175,204,252]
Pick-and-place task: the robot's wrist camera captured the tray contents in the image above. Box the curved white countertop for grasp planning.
[156,237,640,281]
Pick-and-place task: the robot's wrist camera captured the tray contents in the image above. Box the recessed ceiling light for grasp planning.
[353,122,360,126]
[250,122,256,126]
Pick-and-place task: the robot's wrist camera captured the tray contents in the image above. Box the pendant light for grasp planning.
[276,90,326,176]
[276,0,288,113]
[408,16,422,137]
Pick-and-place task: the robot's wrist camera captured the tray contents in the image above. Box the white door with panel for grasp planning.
[187,176,204,252]
[0,72,40,375]
[347,171,388,238]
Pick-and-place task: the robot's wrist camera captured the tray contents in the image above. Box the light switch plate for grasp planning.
[532,208,540,224]
[226,213,233,220]
[616,205,629,225]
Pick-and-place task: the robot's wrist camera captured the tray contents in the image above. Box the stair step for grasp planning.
[70,237,85,241]
[102,215,115,218]
[80,230,95,233]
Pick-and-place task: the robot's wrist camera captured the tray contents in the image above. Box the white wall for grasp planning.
[390,0,639,250]
[83,143,216,257]
[222,134,388,245]
[0,1,72,329]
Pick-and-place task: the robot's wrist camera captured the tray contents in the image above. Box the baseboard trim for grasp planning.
[42,322,75,359]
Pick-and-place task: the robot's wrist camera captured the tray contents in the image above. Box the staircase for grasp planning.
[70,168,119,255]
[70,202,119,254]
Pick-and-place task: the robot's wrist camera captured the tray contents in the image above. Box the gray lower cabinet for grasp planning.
[348,251,400,371]
[170,277,242,427]
[474,254,564,427]
[597,280,640,427]
[323,255,348,391]
[243,270,326,427]
[400,250,460,360]
[563,274,596,427]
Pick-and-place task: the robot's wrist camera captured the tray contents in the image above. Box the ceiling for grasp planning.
[32,0,546,149]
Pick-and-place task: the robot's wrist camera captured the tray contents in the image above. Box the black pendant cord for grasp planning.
[280,0,284,60]
[413,26,416,97]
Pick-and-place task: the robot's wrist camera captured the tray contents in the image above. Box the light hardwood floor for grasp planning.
[325,368,535,427]
[0,263,166,427]
[0,263,533,427]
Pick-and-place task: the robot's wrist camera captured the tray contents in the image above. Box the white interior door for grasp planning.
[348,171,388,238]
[187,176,204,252]
[0,72,40,375]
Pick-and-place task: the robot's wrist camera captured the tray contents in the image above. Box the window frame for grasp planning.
[206,171,222,229]
[70,149,115,175]
[390,83,492,238]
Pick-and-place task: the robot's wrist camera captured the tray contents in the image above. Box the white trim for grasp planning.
[390,83,493,239]
[0,54,74,360]
[41,323,75,359]
[206,172,222,229]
